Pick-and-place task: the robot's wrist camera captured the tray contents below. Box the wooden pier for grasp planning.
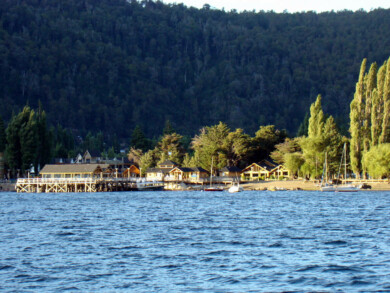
[15,178,143,193]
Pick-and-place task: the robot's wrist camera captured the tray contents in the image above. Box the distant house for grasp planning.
[219,166,242,178]
[75,153,83,164]
[123,165,141,178]
[145,160,179,181]
[52,158,74,164]
[83,150,102,163]
[40,164,110,179]
[146,168,171,181]
[167,167,209,182]
[269,164,290,178]
[159,160,178,169]
[103,157,132,174]
[189,167,209,181]
[241,160,278,180]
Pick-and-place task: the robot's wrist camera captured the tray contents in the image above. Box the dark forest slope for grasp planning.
[1,0,389,138]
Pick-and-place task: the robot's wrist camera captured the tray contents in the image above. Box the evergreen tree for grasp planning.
[140,150,157,176]
[250,125,287,163]
[127,147,143,166]
[155,133,185,165]
[112,134,120,155]
[130,125,149,151]
[191,122,231,171]
[270,138,301,164]
[300,96,342,178]
[297,112,309,137]
[225,128,252,167]
[6,106,34,174]
[322,116,343,173]
[163,120,175,135]
[0,115,5,153]
[35,109,52,172]
[20,110,38,173]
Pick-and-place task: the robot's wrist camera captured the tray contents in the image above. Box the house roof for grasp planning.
[40,164,110,174]
[241,160,278,172]
[258,159,277,171]
[220,166,242,172]
[146,168,172,174]
[170,167,194,173]
[190,167,208,173]
[159,160,178,166]
[83,150,101,158]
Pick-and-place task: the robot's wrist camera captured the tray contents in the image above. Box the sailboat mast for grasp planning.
[344,143,347,182]
[325,152,328,183]
[210,156,213,187]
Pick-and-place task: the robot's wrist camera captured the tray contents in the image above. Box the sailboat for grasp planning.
[320,152,337,191]
[334,143,359,192]
[204,157,224,191]
[320,144,359,192]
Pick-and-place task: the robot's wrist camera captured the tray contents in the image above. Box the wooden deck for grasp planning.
[15,176,239,193]
[15,177,141,193]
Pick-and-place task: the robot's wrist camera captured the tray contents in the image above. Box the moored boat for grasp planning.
[228,183,243,193]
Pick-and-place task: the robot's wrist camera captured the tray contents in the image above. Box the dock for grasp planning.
[15,178,145,193]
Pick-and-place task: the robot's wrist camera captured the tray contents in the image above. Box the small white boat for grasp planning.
[321,183,337,192]
[228,183,243,193]
[335,184,359,192]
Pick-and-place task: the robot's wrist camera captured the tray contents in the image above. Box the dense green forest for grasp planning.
[1,0,390,140]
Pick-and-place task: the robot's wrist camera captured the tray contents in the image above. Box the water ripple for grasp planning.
[0,190,389,291]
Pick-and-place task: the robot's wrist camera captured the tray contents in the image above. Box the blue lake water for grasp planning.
[0,190,389,292]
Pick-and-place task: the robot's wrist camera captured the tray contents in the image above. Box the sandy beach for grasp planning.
[241,180,390,191]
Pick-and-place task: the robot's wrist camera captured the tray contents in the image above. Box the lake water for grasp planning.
[0,190,389,292]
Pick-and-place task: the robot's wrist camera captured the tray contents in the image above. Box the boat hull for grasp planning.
[204,188,224,192]
[228,186,243,193]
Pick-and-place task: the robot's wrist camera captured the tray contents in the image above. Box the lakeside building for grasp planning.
[241,160,290,181]
[40,164,109,179]
[145,160,178,181]
[167,166,209,182]
[219,166,242,178]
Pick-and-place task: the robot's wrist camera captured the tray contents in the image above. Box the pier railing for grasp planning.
[16,177,150,184]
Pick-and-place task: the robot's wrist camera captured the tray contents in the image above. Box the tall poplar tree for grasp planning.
[363,62,377,151]
[349,59,367,177]
[371,62,387,146]
[379,58,390,143]
[308,95,325,138]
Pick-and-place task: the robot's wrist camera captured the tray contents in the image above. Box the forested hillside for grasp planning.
[1,0,389,139]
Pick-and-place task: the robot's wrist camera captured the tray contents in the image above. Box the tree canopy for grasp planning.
[1,0,390,140]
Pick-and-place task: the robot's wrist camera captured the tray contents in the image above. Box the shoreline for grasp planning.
[241,180,390,191]
[2,180,390,193]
